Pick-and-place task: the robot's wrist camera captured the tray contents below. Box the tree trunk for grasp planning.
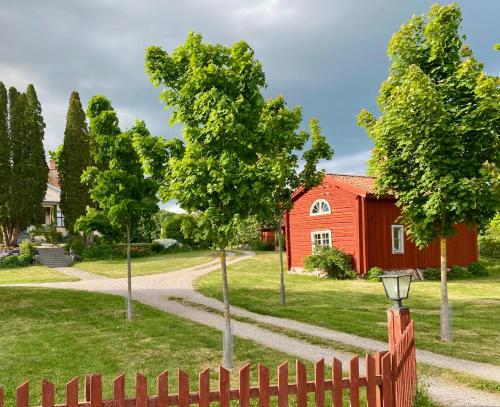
[220,245,233,368]
[440,236,451,341]
[278,229,286,306]
[126,224,133,320]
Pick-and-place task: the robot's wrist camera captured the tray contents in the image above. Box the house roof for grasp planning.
[326,174,376,195]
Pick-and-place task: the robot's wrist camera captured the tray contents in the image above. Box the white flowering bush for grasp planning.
[153,238,179,249]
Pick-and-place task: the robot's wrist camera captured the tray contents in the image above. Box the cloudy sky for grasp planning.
[1,0,499,176]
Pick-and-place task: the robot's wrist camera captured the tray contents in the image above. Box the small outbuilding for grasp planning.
[285,174,478,274]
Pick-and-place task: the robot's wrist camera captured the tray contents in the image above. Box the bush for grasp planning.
[449,265,472,279]
[115,243,153,258]
[20,241,36,258]
[82,242,118,259]
[151,241,165,253]
[0,252,33,268]
[467,262,489,277]
[30,224,63,244]
[154,238,179,250]
[367,267,384,281]
[422,268,440,280]
[304,247,355,279]
[256,241,275,251]
[479,235,500,260]
[66,235,86,256]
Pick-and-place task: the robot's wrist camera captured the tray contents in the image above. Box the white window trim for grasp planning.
[310,199,331,216]
[311,229,332,252]
[391,224,404,254]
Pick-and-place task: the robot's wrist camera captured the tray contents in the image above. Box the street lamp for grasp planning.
[380,272,412,309]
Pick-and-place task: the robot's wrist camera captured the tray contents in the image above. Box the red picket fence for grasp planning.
[0,313,417,407]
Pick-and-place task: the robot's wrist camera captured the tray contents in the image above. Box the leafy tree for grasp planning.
[78,96,159,320]
[0,84,48,246]
[259,96,333,304]
[59,91,91,233]
[146,32,288,367]
[358,3,500,341]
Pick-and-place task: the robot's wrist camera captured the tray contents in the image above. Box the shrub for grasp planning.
[154,238,179,250]
[467,262,489,277]
[30,224,63,244]
[423,268,440,280]
[66,235,86,256]
[20,241,36,258]
[479,235,500,260]
[449,265,472,279]
[115,243,152,258]
[304,247,356,279]
[367,267,384,281]
[256,241,275,251]
[151,241,165,253]
[82,242,118,259]
[0,252,33,268]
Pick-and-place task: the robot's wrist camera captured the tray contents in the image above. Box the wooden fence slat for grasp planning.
[296,360,307,407]
[42,379,54,407]
[349,357,360,407]
[314,359,325,407]
[178,370,190,407]
[375,353,382,407]
[258,364,270,407]
[239,364,250,407]
[381,353,393,407]
[90,375,102,407]
[332,358,343,407]
[0,386,4,407]
[85,375,91,402]
[16,382,29,407]
[366,354,377,407]
[157,371,169,407]
[198,369,209,407]
[219,366,230,407]
[277,362,288,407]
[136,374,147,407]
[66,377,79,407]
[113,374,125,407]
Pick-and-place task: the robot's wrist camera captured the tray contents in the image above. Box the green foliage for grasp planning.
[20,241,36,258]
[228,216,261,249]
[77,98,159,245]
[413,382,437,407]
[30,224,63,244]
[65,235,86,256]
[358,3,500,248]
[81,241,118,259]
[450,265,472,279]
[423,268,441,280]
[479,213,500,260]
[145,32,287,247]
[467,262,489,277]
[59,91,91,232]
[367,266,384,281]
[150,241,165,253]
[304,246,356,279]
[0,84,48,246]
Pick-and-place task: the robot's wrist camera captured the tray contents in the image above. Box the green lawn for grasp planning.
[0,265,78,284]
[195,252,500,365]
[0,287,307,407]
[77,250,217,278]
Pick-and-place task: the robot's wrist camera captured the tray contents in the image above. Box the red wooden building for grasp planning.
[285,174,478,274]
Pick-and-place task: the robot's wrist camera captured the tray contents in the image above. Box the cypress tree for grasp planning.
[2,84,48,245]
[0,82,10,243]
[59,91,90,232]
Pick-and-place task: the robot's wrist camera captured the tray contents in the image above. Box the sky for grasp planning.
[1,0,499,179]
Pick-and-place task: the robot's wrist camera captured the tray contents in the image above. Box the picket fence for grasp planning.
[0,322,416,407]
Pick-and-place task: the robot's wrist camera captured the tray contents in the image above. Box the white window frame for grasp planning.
[311,229,332,253]
[391,225,404,254]
[310,199,331,216]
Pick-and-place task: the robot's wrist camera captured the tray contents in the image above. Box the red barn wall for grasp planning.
[365,198,478,271]
[287,181,359,271]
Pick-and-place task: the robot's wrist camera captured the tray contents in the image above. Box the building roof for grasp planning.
[326,173,377,195]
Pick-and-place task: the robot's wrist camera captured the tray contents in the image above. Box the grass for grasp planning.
[195,252,500,365]
[77,250,217,278]
[0,265,78,284]
[0,287,309,407]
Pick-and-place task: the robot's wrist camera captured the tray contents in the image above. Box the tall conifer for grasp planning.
[0,83,10,243]
[59,91,90,232]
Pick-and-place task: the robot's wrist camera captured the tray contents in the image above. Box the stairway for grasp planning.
[16,230,31,245]
[36,247,73,268]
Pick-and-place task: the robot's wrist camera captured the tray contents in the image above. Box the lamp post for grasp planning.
[380,272,413,353]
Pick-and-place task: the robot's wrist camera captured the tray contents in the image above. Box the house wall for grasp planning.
[364,197,478,271]
[286,180,359,271]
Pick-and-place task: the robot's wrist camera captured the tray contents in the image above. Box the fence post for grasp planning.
[387,307,411,354]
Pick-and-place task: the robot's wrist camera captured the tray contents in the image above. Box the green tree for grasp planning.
[146,32,284,367]
[78,96,159,320]
[259,96,333,305]
[358,3,500,341]
[0,82,10,244]
[59,91,91,233]
[1,85,48,246]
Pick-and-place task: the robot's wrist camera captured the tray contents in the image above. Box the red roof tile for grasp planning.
[327,173,379,195]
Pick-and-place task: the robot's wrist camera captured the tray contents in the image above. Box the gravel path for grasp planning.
[53,266,107,280]
[4,251,500,406]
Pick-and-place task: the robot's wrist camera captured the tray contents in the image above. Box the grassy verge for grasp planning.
[0,265,78,284]
[77,250,217,278]
[195,252,500,365]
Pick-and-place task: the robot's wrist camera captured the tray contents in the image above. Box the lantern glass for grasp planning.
[380,272,412,307]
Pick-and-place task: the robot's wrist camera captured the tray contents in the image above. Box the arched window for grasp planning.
[310,199,331,216]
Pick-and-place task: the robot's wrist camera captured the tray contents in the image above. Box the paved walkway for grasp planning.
[4,252,500,406]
